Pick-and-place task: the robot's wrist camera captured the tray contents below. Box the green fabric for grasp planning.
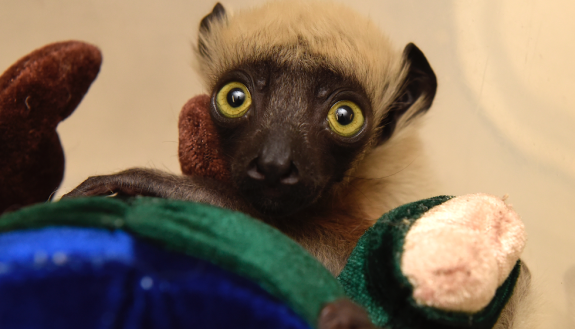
[0,197,346,328]
[338,195,520,329]
[1,195,523,329]
[338,196,454,327]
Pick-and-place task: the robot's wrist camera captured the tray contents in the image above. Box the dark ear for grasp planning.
[198,3,227,58]
[379,43,437,142]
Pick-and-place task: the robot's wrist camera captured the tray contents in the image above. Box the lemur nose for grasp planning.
[247,154,299,186]
[247,130,300,186]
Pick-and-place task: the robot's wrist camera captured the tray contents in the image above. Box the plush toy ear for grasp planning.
[0,41,101,214]
[178,94,230,182]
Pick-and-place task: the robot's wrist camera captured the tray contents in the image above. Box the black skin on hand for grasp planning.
[63,168,256,216]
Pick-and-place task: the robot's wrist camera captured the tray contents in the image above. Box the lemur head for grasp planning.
[195,1,437,217]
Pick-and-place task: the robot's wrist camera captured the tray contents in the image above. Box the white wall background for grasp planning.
[1,0,574,326]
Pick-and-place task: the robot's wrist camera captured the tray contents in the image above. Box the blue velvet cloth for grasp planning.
[0,226,311,329]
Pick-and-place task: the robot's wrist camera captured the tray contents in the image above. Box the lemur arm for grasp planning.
[63,168,254,215]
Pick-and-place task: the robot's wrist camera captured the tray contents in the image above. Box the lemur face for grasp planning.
[209,60,374,216]
[197,1,437,218]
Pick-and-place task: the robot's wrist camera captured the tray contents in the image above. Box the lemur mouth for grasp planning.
[261,186,284,199]
[237,170,319,218]
[242,184,314,218]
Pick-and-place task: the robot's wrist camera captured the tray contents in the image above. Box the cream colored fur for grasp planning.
[349,122,437,221]
[493,264,540,329]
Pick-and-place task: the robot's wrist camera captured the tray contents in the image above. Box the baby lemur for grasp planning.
[65,1,437,276]
[66,2,536,328]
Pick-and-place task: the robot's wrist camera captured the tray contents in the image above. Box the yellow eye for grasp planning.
[216,82,252,118]
[327,100,364,137]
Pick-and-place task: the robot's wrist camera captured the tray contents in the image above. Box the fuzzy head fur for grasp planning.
[196,0,408,131]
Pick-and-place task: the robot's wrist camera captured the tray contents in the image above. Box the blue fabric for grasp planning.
[0,226,312,329]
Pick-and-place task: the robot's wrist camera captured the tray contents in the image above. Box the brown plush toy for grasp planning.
[0,41,225,214]
[0,41,102,213]
[178,94,231,183]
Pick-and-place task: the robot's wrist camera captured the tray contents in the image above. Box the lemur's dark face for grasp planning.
[208,61,374,217]
[198,3,437,218]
